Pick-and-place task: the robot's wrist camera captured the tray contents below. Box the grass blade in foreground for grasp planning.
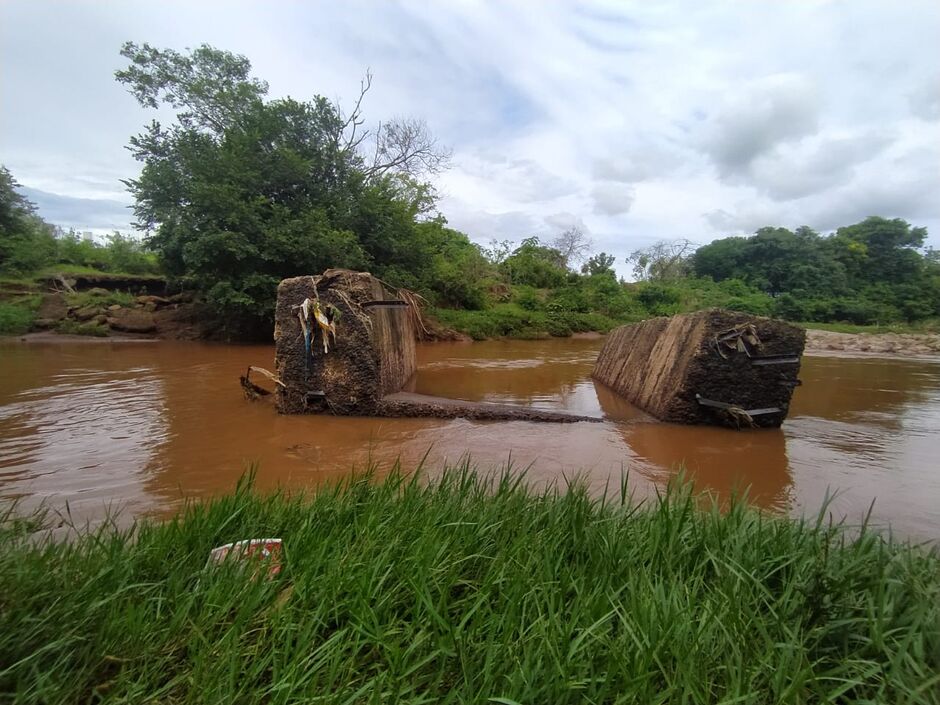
[1,467,938,704]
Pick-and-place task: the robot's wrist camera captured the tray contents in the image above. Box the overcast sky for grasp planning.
[2,0,938,275]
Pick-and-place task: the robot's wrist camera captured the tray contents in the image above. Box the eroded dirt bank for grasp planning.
[805,329,940,357]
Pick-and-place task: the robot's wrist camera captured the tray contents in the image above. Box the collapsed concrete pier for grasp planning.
[592,309,805,428]
[269,269,595,423]
[274,269,417,416]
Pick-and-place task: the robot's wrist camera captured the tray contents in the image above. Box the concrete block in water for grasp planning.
[592,309,805,428]
[274,269,416,415]
[270,269,597,423]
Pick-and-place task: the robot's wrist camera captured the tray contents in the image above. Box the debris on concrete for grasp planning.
[261,269,595,424]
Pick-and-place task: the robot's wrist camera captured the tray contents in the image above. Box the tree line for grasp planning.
[628,219,940,325]
[0,166,158,276]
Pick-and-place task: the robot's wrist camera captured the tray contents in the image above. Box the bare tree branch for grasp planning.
[552,227,592,268]
[364,117,452,179]
[339,70,372,152]
[334,71,452,180]
[627,239,696,281]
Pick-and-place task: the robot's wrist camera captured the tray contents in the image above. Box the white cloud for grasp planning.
[910,75,940,121]
[699,73,821,178]
[544,212,589,234]
[1,0,938,264]
[747,130,894,201]
[19,187,134,231]
[591,182,635,215]
[439,204,539,244]
[592,140,684,183]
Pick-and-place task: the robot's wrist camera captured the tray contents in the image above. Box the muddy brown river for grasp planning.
[1,338,939,540]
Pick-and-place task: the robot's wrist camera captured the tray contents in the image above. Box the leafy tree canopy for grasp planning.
[116,42,452,338]
[0,166,57,273]
[581,252,617,278]
[500,237,568,289]
[693,217,939,322]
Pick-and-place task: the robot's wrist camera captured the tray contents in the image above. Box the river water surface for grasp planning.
[1,338,939,539]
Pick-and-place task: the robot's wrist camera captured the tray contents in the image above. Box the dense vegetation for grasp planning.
[0,167,157,278]
[0,165,162,334]
[1,468,937,704]
[691,221,940,326]
[2,41,939,340]
[428,220,940,339]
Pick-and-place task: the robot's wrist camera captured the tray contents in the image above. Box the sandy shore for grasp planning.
[7,327,940,359]
[805,329,940,357]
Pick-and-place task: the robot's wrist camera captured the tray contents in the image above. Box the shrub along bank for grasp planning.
[1,468,938,704]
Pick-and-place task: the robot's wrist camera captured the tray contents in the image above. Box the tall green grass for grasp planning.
[1,467,938,704]
[431,304,623,340]
[0,296,40,335]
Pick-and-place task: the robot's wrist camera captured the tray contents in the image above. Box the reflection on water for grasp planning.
[0,347,168,519]
[1,338,939,539]
[593,381,793,509]
[624,424,792,510]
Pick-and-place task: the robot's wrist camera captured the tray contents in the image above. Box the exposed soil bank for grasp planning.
[805,329,940,357]
[37,291,205,339]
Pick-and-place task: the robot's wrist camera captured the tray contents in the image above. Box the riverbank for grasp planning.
[5,282,940,359]
[0,289,205,339]
[7,320,940,360]
[1,469,937,704]
[426,306,940,357]
[806,328,940,356]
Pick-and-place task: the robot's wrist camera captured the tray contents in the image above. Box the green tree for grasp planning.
[0,166,35,236]
[116,42,449,338]
[826,216,927,284]
[692,217,935,324]
[581,252,616,277]
[691,236,749,282]
[0,165,56,274]
[422,224,492,309]
[501,237,567,288]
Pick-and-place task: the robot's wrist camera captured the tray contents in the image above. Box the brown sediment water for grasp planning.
[1,337,939,540]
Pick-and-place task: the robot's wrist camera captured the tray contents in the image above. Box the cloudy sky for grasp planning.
[1,1,938,275]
